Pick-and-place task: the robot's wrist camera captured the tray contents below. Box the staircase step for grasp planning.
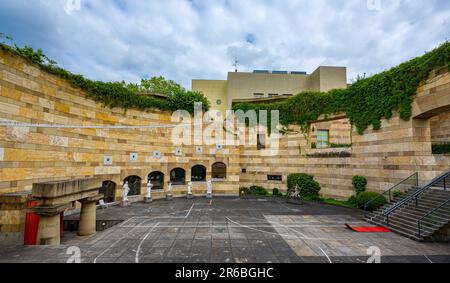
[390,213,446,227]
[393,210,449,224]
[365,170,450,242]
[367,219,421,241]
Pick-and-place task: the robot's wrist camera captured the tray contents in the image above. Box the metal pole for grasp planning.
[418,221,421,239]
[416,172,419,187]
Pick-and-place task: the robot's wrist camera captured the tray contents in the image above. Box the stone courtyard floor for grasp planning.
[1,197,450,263]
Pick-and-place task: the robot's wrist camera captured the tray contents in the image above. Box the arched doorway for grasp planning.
[124,175,141,196]
[148,171,165,190]
[212,162,227,179]
[170,168,186,185]
[99,181,116,203]
[191,165,206,182]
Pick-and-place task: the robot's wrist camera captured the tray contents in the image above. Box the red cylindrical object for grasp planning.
[24,201,40,245]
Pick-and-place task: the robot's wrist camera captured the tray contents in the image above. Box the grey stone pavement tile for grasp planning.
[1,197,450,263]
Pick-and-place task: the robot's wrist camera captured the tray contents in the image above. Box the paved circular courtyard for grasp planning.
[1,197,450,263]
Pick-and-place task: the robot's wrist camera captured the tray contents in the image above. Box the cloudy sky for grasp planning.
[0,0,449,88]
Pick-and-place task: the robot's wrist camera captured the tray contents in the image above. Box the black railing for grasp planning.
[418,198,450,239]
[384,170,450,225]
[364,173,419,212]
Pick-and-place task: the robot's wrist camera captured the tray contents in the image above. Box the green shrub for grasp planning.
[432,144,450,154]
[287,173,321,200]
[240,186,269,196]
[356,192,386,211]
[272,188,283,196]
[311,143,317,149]
[352,176,367,195]
[249,186,269,196]
[348,195,357,206]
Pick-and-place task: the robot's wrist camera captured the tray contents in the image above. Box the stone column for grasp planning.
[36,213,61,245]
[78,199,97,236]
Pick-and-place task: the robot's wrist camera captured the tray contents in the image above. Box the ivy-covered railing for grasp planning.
[0,34,210,114]
[233,42,450,134]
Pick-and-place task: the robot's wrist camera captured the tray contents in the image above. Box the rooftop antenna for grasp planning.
[234,57,238,72]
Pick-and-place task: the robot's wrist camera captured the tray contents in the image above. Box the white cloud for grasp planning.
[0,0,448,88]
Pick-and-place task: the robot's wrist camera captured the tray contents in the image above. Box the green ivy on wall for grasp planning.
[233,42,450,134]
[0,35,210,114]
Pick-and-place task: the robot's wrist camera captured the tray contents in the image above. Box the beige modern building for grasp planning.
[192,66,347,114]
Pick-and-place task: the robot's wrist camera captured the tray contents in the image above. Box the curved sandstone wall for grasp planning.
[239,70,450,199]
[0,49,240,199]
[1,49,449,200]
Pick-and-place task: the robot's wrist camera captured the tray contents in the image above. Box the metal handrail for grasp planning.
[384,170,450,223]
[418,198,450,239]
[364,172,418,211]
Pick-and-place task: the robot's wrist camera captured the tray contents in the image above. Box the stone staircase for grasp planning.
[365,170,450,241]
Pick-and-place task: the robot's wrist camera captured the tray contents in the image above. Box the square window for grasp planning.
[153,151,161,159]
[130,153,138,161]
[316,130,329,148]
[104,155,113,165]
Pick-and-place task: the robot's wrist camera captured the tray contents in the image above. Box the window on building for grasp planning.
[316,129,329,148]
[268,93,278,97]
[267,175,282,181]
[242,168,247,173]
[253,93,264,97]
[212,162,227,179]
[170,168,186,185]
[257,133,266,150]
[191,165,207,182]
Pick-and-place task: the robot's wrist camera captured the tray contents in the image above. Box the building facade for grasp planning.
[192,66,347,115]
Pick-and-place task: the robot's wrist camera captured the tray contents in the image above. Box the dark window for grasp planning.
[191,165,206,182]
[99,181,116,203]
[170,168,186,185]
[212,162,227,179]
[253,93,264,96]
[242,168,247,173]
[124,176,141,196]
[148,171,164,190]
[268,175,282,181]
[257,133,266,150]
[268,93,278,97]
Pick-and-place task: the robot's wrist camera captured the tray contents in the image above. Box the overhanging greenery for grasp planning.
[0,34,210,114]
[233,42,450,134]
